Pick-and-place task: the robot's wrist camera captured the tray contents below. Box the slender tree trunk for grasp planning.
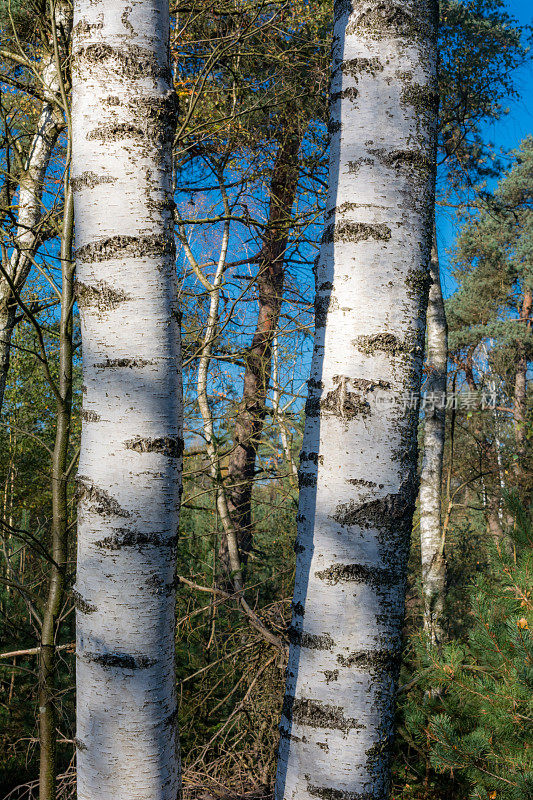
[225,122,301,566]
[513,287,532,454]
[72,3,181,799]
[273,332,299,484]
[275,2,438,799]
[0,6,69,412]
[419,225,447,646]
[457,351,512,548]
[195,187,245,592]
[39,187,74,800]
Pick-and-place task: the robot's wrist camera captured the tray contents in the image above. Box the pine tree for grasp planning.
[417,495,533,800]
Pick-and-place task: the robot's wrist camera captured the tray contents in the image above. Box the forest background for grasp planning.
[0,1,532,799]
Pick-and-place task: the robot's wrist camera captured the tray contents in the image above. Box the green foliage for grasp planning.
[399,497,533,800]
[438,0,532,189]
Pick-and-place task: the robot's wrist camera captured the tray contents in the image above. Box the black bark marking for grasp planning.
[347,478,383,488]
[286,698,363,733]
[327,201,361,219]
[314,292,337,330]
[298,469,318,488]
[71,171,115,191]
[75,280,131,312]
[300,451,323,466]
[94,528,178,551]
[324,669,339,684]
[365,734,395,771]
[164,706,179,728]
[371,147,435,177]
[406,266,432,303]
[328,119,341,135]
[94,357,154,369]
[330,87,358,104]
[355,332,407,357]
[71,589,96,614]
[74,737,88,751]
[308,787,375,800]
[74,43,171,82]
[87,122,144,141]
[76,476,130,518]
[288,628,335,650]
[73,19,103,37]
[81,409,100,422]
[354,3,412,30]
[332,478,417,532]
[401,84,440,117]
[346,158,374,173]
[338,57,384,79]
[121,7,135,35]
[322,382,369,419]
[124,436,183,459]
[315,562,396,588]
[336,648,401,675]
[279,727,305,744]
[325,376,388,420]
[323,221,391,244]
[75,232,175,263]
[134,93,179,142]
[292,601,305,616]
[83,651,157,670]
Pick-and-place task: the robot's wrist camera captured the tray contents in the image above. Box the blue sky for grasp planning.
[438,0,533,297]
[437,0,533,297]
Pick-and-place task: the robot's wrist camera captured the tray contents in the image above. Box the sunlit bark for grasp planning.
[276,1,438,798]
[72,2,181,798]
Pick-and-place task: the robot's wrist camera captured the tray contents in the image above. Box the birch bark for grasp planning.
[419,228,447,646]
[72,3,181,798]
[0,5,69,412]
[275,1,438,798]
[513,287,532,456]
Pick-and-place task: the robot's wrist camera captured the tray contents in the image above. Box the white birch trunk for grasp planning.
[419,229,447,647]
[0,9,68,411]
[72,3,181,798]
[275,2,438,799]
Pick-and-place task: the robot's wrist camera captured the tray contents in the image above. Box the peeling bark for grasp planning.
[275,1,438,798]
[72,3,181,798]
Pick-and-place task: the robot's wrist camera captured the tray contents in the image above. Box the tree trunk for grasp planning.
[39,187,74,800]
[72,3,181,799]
[513,287,532,454]
[275,1,438,799]
[225,122,301,567]
[419,225,447,646]
[0,8,68,412]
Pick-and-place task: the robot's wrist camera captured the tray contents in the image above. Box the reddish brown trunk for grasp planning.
[224,122,301,568]
[464,344,477,391]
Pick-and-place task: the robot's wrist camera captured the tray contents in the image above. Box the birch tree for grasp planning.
[0,2,71,413]
[419,228,447,647]
[72,2,181,798]
[276,1,438,798]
